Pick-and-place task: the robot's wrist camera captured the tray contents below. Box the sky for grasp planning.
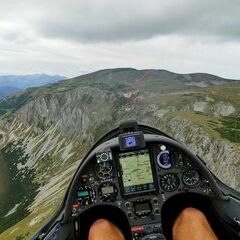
[0,0,240,79]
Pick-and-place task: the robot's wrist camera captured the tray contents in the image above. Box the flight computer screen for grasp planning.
[119,150,156,195]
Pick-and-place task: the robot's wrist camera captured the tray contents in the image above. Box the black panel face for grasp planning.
[69,140,217,240]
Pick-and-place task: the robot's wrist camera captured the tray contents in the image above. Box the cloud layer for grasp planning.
[0,0,239,78]
[2,0,240,42]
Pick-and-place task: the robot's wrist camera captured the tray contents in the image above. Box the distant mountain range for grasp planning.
[0,86,21,98]
[0,74,66,98]
[0,68,239,239]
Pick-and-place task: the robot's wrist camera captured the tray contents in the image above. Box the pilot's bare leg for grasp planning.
[173,207,218,240]
[88,208,218,240]
[88,219,125,240]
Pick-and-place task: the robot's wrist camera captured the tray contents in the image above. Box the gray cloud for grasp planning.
[1,0,240,43]
[0,0,240,79]
[28,0,240,42]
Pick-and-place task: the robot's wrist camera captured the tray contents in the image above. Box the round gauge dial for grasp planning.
[95,161,113,179]
[76,185,95,206]
[182,169,201,187]
[156,150,172,169]
[160,173,180,192]
[98,182,118,202]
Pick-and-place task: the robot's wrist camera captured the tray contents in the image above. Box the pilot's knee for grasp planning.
[92,218,112,227]
[89,219,124,240]
[89,219,112,234]
[173,207,207,231]
[177,207,206,222]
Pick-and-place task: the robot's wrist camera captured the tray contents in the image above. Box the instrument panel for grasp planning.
[70,139,216,240]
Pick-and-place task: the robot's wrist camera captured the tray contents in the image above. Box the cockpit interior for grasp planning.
[33,121,240,240]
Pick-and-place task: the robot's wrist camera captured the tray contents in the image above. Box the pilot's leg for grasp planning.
[172,207,218,240]
[88,219,125,240]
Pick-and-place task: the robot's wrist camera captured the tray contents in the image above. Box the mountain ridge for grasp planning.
[4,68,238,99]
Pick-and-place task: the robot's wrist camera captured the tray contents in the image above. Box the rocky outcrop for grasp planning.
[14,88,117,135]
[161,115,240,190]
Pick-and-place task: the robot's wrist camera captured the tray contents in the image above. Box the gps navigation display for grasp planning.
[119,150,156,195]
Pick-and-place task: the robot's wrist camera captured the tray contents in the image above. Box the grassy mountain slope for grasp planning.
[0,68,239,239]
